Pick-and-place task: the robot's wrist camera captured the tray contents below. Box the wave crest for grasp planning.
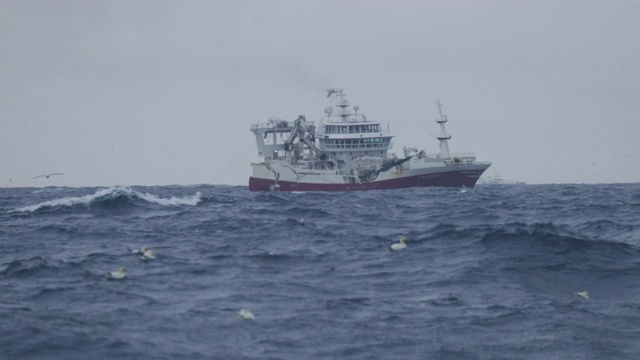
[12,187,202,212]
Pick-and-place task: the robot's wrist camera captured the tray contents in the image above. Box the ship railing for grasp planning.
[251,122,284,130]
[447,152,476,159]
[417,152,476,160]
[251,119,294,130]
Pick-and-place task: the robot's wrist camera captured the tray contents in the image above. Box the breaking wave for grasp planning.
[12,186,202,213]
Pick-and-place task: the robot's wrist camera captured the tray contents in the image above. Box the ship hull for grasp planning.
[249,165,489,191]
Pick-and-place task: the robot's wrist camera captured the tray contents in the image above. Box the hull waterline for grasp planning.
[249,168,486,191]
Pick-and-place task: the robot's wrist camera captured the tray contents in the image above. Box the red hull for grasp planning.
[249,169,485,191]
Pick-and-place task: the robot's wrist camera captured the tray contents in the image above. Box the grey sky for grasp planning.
[2,0,639,188]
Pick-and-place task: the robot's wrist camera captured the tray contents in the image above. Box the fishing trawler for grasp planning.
[249,89,490,191]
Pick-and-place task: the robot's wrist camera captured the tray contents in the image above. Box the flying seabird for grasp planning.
[575,290,589,300]
[32,173,64,179]
[237,309,255,320]
[107,267,126,280]
[390,237,407,251]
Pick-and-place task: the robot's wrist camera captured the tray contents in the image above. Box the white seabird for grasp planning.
[237,309,255,320]
[575,290,589,300]
[390,237,407,251]
[108,267,126,280]
[141,248,155,261]
[299,218,304,226]
[130,245,148,254]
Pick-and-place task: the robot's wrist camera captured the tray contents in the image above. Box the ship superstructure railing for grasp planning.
[251,121,292,131]
[413,152,476,159]
[442,152,476,159]
[411,151,488,165]
[319,138,392,150]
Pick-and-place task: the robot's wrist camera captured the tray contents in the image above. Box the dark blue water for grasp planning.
[2,184,640,359]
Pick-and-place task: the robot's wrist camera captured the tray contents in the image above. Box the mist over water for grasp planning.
[1,184,640,359]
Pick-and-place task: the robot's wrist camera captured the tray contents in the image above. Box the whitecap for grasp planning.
[136,191,202,206]
[12,187,201,212]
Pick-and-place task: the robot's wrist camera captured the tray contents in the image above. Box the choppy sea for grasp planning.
[1,184,640,359]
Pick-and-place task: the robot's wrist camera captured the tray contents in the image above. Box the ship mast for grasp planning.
[435,100,452,158]
[327,88,350,122]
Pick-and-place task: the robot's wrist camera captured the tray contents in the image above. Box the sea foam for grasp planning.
[12,186,201,212]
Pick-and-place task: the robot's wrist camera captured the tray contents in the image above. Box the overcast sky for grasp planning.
[1,0,639,188]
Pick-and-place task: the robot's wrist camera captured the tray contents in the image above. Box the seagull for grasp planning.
[32,173,64,179]
[390,237,407,251]
[237,309,255,320]
[575,290,589,300]
[298,218,305,226]
[107,267,126,280]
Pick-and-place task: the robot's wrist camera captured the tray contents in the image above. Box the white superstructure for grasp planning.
[249,89,490,191]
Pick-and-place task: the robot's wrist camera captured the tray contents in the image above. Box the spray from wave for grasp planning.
[12,187,202,212]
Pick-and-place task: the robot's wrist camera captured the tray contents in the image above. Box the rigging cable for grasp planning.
[207,143,256,184]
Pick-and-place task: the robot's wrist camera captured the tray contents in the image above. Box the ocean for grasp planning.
[1,184,640,359]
